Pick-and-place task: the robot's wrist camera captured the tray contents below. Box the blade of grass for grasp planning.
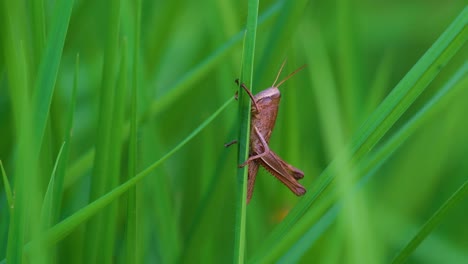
[1,3,24,263]
[32,0,74,152]
[234,0,259,263]
[39,142,69,263]
[2,6,33,258]
[37,140,65,264]
[84,0,121,262]
[49,53,79,225]
[102,37,128,262]
[0,160,14,263]
[391,180,468,264]
[125,0,141,262]
[40,142,67,229]
[250,7,468,263]
[64,0,285,190]
[0,161,13,211]
[0,97,235,263]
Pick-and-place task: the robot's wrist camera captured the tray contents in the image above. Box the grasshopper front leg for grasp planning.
[235,79,259,113]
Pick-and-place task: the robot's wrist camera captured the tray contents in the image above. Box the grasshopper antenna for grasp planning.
[275,64,307,88]
[272,59,288,87]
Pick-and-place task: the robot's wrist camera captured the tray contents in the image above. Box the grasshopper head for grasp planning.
[255,87,281,100]
[253,61,305,102]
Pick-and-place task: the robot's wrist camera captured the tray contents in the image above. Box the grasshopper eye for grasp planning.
[258,97,272,104]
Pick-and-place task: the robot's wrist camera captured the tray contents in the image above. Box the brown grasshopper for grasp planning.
[234,60,307,203]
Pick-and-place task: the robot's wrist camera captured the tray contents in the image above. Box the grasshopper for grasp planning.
[234,60,306,203]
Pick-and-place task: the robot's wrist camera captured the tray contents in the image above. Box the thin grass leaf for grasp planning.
[391,180,468,264]
[101,36,128,263]
[0,161,13,211]
[32,0,74,151]
[49,54,79,226]
[0,97,235,262]
[234,0,259,262]
[1,3,29,262]
[84,0,122,261]
[40,142,67,228]
[125,0,141,262]
[250,8,468,263]
[3,35,33,264]
[37,140,66,264]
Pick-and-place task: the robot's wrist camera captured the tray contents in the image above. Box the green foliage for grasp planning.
[0,0,466,263]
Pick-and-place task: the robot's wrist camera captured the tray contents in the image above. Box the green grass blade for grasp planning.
[102,37,128,263]
[250,7,468,263]
[234,0,259,263]
[391,180,468,264]
[0,160,14,263]
[84,0,122,262]
[37,140,66,264]
[49,53,79,226]
[40,142,67,228]
[0,161,13,211]
[2,17,33,262]
[125,0,141,262]
[32,0,74,150]
[2,97,235,262]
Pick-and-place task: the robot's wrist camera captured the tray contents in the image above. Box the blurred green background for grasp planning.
[0,0,467,263]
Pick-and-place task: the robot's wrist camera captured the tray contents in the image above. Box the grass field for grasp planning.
[1,0,467,263]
